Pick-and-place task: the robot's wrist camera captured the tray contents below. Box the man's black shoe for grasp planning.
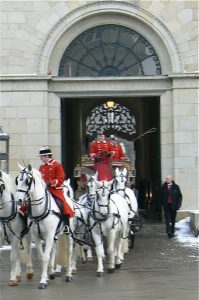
[168,233,174,238]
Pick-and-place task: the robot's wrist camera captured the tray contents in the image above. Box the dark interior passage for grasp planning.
[61,97,161,219]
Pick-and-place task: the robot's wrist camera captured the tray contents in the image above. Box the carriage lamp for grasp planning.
[106,100,115,108]
[0,126,10,173]
[128,168,136,187]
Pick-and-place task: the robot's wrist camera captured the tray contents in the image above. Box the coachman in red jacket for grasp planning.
[89,134,113,181]
[19,147,74,229]
[38,147,74,226]
[109,135,125,161]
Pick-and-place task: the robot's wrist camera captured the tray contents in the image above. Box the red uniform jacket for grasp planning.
[39,159,74,217]
[89,140,113,181]
[110,143,125,161]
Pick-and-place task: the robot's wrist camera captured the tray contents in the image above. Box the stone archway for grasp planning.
[37,1,184,218]
[37,1,183,75]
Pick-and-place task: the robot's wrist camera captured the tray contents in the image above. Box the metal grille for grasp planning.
[59,25,161,77]
[86,102,136,135]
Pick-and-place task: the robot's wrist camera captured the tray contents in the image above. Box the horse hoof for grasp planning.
[87,257,93,262]
[82,259,87,264]
[49,274,55,280]
[66,276,73,282]
[38,283,47,289]
[16,276,21,282]
[96,272,104,277]
[115,263,122,269]
[55,272,62,277]
[27,272,34,280]
[9,280,18,286]
[108,268,115,273]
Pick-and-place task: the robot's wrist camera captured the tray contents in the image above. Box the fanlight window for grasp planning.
[86,102,136,135]
[59,24,161,77]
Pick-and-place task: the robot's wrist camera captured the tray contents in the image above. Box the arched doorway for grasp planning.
[43,2,182,219]
[61,97,161,220]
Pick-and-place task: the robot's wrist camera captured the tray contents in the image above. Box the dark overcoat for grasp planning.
[161,182,182,211]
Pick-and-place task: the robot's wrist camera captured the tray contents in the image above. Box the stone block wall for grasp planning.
[0,0,198,75]
[0,77,49,172]
[0,0,198,210]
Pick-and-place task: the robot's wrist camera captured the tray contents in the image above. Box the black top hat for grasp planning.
[38,146,52,156]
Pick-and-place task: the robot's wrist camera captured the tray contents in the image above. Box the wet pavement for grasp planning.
[0,220,198,300]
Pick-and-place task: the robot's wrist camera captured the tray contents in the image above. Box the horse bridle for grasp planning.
[16,168,34,195]
[114,173,127,193]
[86,177,97,204]
[17,169,51,223]
[92,183,111,220]
[17,169,45,206]
[0,178,5,197]
[0,178,17,223]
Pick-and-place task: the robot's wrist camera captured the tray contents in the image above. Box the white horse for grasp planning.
[113,167,139,249]
[0,170,33,286]
[54,178,75,275]
[89,179,129,277]
[113,168,138,219]
[55,178,89,275]
[15,164,74,289]
[56,173,98,270]
[77,172,100,262]
[63,178,75,200]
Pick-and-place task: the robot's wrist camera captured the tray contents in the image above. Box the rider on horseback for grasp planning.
[38,147,74,233]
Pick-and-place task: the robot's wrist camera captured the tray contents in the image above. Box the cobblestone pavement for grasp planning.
[0,221,198,300]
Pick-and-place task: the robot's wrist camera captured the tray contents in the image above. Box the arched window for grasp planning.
[86,102,136,135]
[59,25,161,77]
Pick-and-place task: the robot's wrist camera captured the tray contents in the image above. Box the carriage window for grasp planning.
[58,25,161,77]
[86,102,136,135]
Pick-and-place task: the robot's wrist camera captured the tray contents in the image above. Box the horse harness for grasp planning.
[0,190,29,249]
[17,168,64,240]
[87,183,125,245]
[113,178,137,215]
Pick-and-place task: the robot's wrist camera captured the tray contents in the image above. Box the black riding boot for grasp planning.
[62,214,70,234]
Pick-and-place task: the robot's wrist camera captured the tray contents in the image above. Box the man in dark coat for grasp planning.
[161,175,182,238]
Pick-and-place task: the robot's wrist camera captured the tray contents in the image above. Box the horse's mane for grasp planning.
[63,179,74,199]
[1,170,14,194]
[32,168,46,188]
[32,168,42,179]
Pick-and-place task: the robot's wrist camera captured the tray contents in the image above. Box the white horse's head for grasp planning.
[0,170,16,220]
[94,180,113,219]
[114,167,128,191]
[86,172,98,198]
[15,163,43,205]
[0,170,14,198]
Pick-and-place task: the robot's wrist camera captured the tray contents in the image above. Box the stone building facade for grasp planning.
[0,0,198,211]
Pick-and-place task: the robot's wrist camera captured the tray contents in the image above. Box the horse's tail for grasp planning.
[55,234,69,267]
[74,243,85,261]
[121,238,129,254]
